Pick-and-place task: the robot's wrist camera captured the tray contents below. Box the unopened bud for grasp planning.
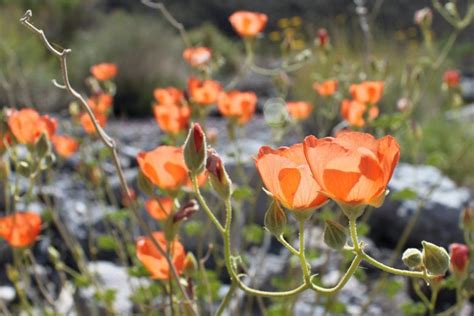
[48,246,61,262]
[184,252,198,274]
[422,241,450,276]
[184,123,206,174]
[264,201,287,237]
[323,220,347,250]
[17,160,32,177]
[317,28,329,48]
[414,7,433,27]
[35,133,50,157]
[69,102,80,117]
[444,2,458,17]
[449,243,469,276]
[173,200,199,223]
[402,248,423,269]
[206,149,232,199]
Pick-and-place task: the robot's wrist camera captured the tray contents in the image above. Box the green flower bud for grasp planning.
[264,201,287,237]
[422,241,450,276]
[323,220,347,250]
[184,252,199,274]
[402,248,423,269]
[206,149,232,199]
[184,123,207,174]
[17,160,32,177]
[35,133,50,157]
[47,246,61,262]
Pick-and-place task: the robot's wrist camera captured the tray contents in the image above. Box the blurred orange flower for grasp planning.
[80,112,107,134]
[153,87,184,106]
[145,197,173,221]
[90,63,117,81]
[0,212,42,247]
[153,104,191,134]
[443,70,460,88]
[256,144,327,211]
[52,135,79,158]
[182,47,212,67]
[138,146,205,191]
[313,80,338,96]
[229,11,268,37]
[188,77,221,105]
[136,232,186,280]
[88,94,113,114]
[217,90,257,124]
[286,101,313,120]
[304,131,400,208]
[349,81,384,104]
[340,99,379,127]
[8,109,57,144]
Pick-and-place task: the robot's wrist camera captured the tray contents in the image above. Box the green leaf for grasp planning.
[327,300,346,313]
[232,186,253,201]
[106,209,130,223]
[391,188,418,201]
[383,278,403,298]
[97,235,118,251]
[401,302,427,315]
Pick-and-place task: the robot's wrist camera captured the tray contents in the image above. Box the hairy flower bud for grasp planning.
[449,243,469,276]
[422,241,450,276]
[264,201,287,237]
[206,149,232,199]
[323,220,347,250]
[173,200,199,223]
[402,248,423,269]
[184,123,207,174]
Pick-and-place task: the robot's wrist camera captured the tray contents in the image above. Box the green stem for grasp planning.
[191,176,225,233]
[215,281,237,316]
[276,235,300,256]
[298,220,311,282]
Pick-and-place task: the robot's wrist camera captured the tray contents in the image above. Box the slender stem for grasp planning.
[276,235,300,257]
[412,278,431,308]
[191,176,225,233]
[216,281,237,316]
[429,285,440,315]
[298,220,311,282]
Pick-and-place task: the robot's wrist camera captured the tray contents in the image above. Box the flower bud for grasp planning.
[449,243,469,276]
[323,220,347,250]
[264,201,287,237]
[184,123,207,174]
[184,252,199,274]
[173,200,199,223]
[35,133,51,157]
[316,28,329,48]
[422,241,450,276]
[47,246,61,262]
[17,160,32,177]
[414,7,433,27]
[402,248,423,269]
[206,149,232,199]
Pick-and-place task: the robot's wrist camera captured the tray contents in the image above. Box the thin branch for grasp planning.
[19,10,197,314]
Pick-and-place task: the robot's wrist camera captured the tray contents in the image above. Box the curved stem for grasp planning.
[215,281,237,316]
[298,220,311,282]
[276,235,300,257]
[191,176,225,233]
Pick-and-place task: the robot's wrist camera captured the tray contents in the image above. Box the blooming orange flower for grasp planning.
[340,99,379,127]
[145,197,173,221]
[137,146,189,191]
[0,212,42,247]
[153,104,191,134]
[303,131,400,208]
[8,109,57,144]
[153,87,184,106]
[80,112,107,134]
[182,47,212,67]
[443,70,460,88]
[51,135,79,158]
[229,11,268,37]
[256,144,328,211]
[90,63,117,81]
[217,90,257,124]
[313,80,338,96]
[349,81,384,104]
[136,232,186,280]
[188,77,221,105]
[286,101,313,120]
[88,94,113,114]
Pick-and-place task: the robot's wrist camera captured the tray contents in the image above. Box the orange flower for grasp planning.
[137,146,189,191]
[340,99,379,127]
[255,144,328,211]
[88,94,113,114]
[443,70,460,88]
[90,63,117,81]
[313,80,338,96]
[136,232,186,280]
[217,90,257,124]
[80,112,107,134]
[188,77,221,105]
[0,212,42,247]
[182,47,212,67]
[145,197,173,221]
[153,87,184,106]
[153,104,191,134]
[286,101,313,120]
[8,109,57,144]
[349,81,384,104]
[303,131,400,208]
[51,135,79,158]
[229,11,268,37]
